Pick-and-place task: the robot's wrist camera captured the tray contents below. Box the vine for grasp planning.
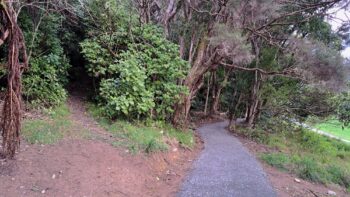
[0,1,28,158]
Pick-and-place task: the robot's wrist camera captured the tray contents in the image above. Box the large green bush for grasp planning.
[80,1,188,120]
[23,54,70,107]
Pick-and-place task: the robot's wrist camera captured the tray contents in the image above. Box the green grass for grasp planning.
[87,104,194,154]
[234,119,350,189]
[314,119,350,141]
[22,104,79,144]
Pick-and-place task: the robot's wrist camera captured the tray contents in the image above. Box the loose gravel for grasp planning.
[178,121,276,197]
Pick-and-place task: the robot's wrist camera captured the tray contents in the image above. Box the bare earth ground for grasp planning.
[0,94,202,197]
[236,135,349,197]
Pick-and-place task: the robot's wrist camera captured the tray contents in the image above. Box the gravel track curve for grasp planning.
[178,121,276,197]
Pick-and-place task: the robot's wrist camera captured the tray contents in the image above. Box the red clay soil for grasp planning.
[237,136,349,197]
[0,138,201,197]
[0,94,203,197]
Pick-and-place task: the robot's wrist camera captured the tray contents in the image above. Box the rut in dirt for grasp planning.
[178,121,276,197]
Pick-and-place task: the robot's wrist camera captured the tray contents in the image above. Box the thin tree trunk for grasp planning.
[179,36,185,59]
[210,87,222,115]
[204,73,211,115]
[246,71,261,128]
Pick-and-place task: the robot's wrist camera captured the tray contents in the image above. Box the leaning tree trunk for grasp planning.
[0,2,28,158]
[172,38,210,126]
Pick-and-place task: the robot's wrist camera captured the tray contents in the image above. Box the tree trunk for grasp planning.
[210,87,222,115]
[228,91,242,131]
[245,71,261,128]
[204,73,211,115]
[172,38,211,126]
[1,2,28,158]
[137,0,152,24]
[210,68,232,115]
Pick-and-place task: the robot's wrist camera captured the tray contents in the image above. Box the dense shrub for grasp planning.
[81,1,189,120]
[23,54,70,106]
[20,13,71,107]
[336,91,350,128]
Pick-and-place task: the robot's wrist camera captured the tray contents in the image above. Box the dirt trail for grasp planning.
[67,93,113,142]
[0,94,199,197]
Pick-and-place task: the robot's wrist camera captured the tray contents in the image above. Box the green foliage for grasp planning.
[19,12,71,107]
[23,54,69,107]
[262,153,350,187]
[248,117,350,188]
[312,118,350,141]
[260,153,290,170]
[88,104,194,153]
[336,91,350,128]
[81,2,189,120]
[231,125,269,144]
[298,18,342,50]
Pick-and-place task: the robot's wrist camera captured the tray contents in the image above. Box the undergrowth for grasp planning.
[88,104,194,154]
[22,104,82,144]
[232,118,350,190]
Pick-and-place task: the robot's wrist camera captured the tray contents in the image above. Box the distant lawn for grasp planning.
[314,119,350,141]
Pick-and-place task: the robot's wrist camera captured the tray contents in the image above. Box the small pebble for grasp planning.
[52,174,56,179]
[41,190,46,194]
[327,190,336,196]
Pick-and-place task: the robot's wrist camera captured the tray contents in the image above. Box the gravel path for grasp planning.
[178,121,276,197]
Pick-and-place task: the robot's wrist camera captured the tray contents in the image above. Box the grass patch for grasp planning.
[260,153,290,170]
[314,118,350,141]
[22,104,77,144]
[234,118,350,189]
[87,104,194,154]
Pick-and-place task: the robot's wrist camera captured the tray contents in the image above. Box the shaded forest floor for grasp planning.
[0,93,202,197]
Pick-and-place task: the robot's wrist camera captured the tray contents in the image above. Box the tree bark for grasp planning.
[204,73,211,115]
[172,37,211,126]
[245,71,261,128]
[1,1,28,158]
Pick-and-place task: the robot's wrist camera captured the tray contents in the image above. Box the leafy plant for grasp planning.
[87,103,194,153]
[81,3,189,120]
[336,91,350,128]
[20,12,71,107]
[23,54,70,107]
